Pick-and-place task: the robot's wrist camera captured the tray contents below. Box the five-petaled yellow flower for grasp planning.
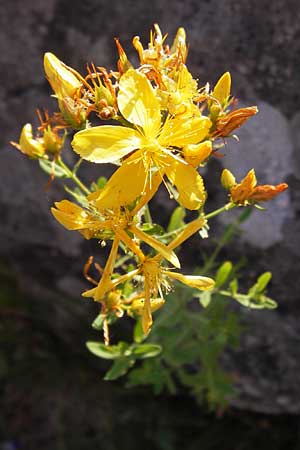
[72,69,212,210]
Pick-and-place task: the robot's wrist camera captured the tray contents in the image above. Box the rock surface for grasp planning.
[1,0,300,416]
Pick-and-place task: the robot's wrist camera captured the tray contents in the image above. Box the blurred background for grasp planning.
[1,0,300,448]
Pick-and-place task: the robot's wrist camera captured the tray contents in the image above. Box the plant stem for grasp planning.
[203,202,235,220]
[57,157,90,195]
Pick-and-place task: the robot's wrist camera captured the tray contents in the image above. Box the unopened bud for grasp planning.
[14,123,45,158]
[44,52,82,99]
[221,169,236,190]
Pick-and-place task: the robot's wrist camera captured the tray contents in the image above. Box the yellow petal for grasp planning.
[159,115,211,148]
[170,27,187,61]
[212,72,231,106]
[165,158,206,210]
[44,52,81,98]
[129,225,180,268]
[51,200,94,230]
[142,279,153,335]
[72,125,142,163]
[166,217,207,252]
[183,140,212,168]
[93,238,120,301]
[230,169,257,204]
[117,69,161,137]
[19,124,45,158]
[165,271,215,290]
[94,155,148,208]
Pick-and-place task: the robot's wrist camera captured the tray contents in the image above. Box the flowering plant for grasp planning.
[11,25,287,384]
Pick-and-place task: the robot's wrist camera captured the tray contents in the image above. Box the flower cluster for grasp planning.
[12,24,288,345]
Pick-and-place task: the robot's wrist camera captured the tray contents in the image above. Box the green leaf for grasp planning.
[198,291,212,308]
[86,342,125,359]
[259,295,277,309]
[91,314,105,331]
[39,158,70,178]
[256,272,272,293]
[167,206,186,232]
[139,223,165,236]
[237,207,252,223]
[215,261,233,288]
[104,358,135,380]
[130,344,162,359]
[64,186,89,207]
[229,278,238,295]
[133,318,147,343]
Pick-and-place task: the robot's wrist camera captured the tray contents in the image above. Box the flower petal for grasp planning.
[130,225,180,268]
[51,200,95,230]
[165,271,215,290]
[118,69,161,137]
[72,125,142,163]
[95,155,153,208]
[165,158,206,210]
[159,115,211,147]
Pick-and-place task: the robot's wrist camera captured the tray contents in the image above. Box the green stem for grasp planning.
[162,203,235,240]
[57,157,90,195]
[203,202,235,220]
[144,204,153,225]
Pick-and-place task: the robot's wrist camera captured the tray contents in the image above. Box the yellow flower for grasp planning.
[83,256,214,334]
[222,169,288,205]
[51,198,180,267]
[82,216,213,334]
[72,69,211,210]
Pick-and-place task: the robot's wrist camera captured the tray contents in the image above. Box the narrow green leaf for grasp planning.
[86,342,123,359]
[198,291,212,308]
[167,206,186,232]
[104,358,135,380]
[256,272,272,293]
[91,314,105,331]
[215,261,233,288]
[133,318,147,343]
[39,158,70,178]
[130,344,162,359]
[237,207,252,223]
[229,278,238,295]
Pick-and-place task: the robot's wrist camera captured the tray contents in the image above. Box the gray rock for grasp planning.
[218,101,293,249]
[1,0,300,418]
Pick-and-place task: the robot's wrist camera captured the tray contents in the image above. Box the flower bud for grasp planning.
[130,297,165,316]
[221,169,236,190]
[43,127,63,154]
[16,123,45,158]
[212,72,231,107]
[44,52,82,99]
